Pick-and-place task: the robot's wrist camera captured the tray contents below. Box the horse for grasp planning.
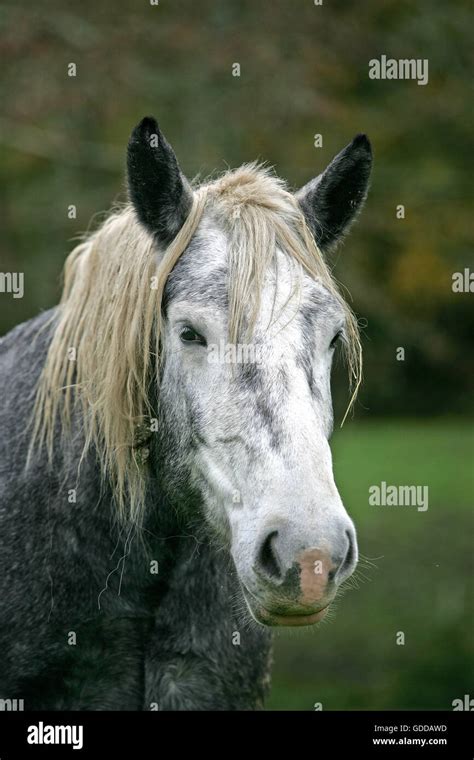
[0,117,372,710]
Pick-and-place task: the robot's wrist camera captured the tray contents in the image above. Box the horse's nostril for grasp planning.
[257,530,282,582]
[337,529,356,580]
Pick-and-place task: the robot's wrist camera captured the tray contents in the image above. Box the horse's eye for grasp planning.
[330,330,342,349]
[180,326,207,347]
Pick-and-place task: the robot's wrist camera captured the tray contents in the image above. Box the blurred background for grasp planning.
[0,0,472,709]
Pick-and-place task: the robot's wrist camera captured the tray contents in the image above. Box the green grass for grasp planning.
[266,419,474,710]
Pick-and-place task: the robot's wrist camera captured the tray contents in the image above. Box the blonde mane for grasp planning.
[30,164,361,524]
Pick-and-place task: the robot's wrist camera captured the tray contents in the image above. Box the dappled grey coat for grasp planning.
[0,309,272,710]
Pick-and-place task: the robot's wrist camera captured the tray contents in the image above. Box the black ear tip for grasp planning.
[351,133,372,156]
[131,116,160,142]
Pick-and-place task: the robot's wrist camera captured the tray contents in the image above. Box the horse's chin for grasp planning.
[241,586,329,627]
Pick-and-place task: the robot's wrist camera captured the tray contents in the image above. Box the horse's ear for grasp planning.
[127,116,193,245]
[296,134,372,253]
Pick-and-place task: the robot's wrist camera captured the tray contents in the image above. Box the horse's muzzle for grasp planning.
[239,522,357,626]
